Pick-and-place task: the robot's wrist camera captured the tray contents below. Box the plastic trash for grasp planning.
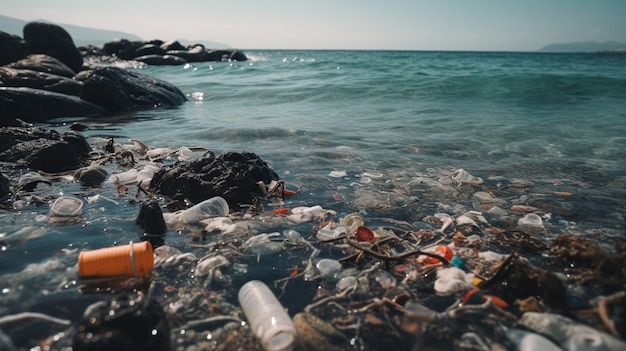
[108,168,138,184]
[506,327,562,351]
[343,213,365,231]
[50,196,83,217]
[316,258,342,280]
[78,241,154,278]
[518,312,626,351]
[177,146,192,161]
[238,280,297,351]
[518,213,544,229]
[451,169,483,185]
[136,163,160,185]
[176,196,229,224]
[316,224,347,241]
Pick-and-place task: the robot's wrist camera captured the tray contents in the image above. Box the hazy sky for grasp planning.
[2,0,625,50]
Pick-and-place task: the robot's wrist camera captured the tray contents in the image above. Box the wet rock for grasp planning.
[0,126,90,173]
[150,151,279,210]
[160,40,186,51]
[163,50,209,62]
[0,31,28,66]
[133,43,166,57]
[134,54,187,66]
[23,22,83,72]
[0,173,11,202]
[102,38,146,60]
[136,200,167,248]
[74,166,108,186]
[6,54,77,78]
[77,66,186,113]
[73,294,171,351]
[206,49,248,62]
[0,87,105,123]
[0,67,83,96]
[100,38,247,64]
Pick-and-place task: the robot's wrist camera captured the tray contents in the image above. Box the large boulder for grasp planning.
[150,151,280,210]
[0,31,28,66]
[77,66,187,113]
[0,126,90,173]
[0,67,83,96]
[22,22,83,72]
[0,87,105,124]
[7,54,76,78]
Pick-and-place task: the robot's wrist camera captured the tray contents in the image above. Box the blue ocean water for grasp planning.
[1,50,626,348]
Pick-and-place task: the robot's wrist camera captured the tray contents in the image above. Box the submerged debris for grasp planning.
[0,137,625,351]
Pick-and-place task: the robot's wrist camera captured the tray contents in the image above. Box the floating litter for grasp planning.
[50,196,83,217]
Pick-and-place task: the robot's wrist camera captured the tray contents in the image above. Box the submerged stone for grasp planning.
[150,151,279,210]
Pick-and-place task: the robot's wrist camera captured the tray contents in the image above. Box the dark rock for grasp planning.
[0,173,11,202]
[102,38,145,60]
[69,122,89,131]
[205,49,247,61]
[78,66,186,113]
[7,54,76,78]
[133,54,187,66]
[159,40,186,51]
[150,151,279,210]
[0,127,90,173]
[1,118,31,128]
[0,67,83,96]
[74,166,108,186]
[0,87,105,123]
[136,200,167,248]
[0,31,28,66]
[22,22,83,73]
[134,44,166,57]
[164,50,209,63]
[73,295,170,351]
[99,39,247,63]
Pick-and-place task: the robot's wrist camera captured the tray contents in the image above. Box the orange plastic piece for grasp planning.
[273,208,291,215]
[424,245,453,264]
[283,189,296,196]
[355,225,376,244]
[462,287,509,308]
[78,241,154,278]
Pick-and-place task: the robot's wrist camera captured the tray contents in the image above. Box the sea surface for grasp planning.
[1,50,626,349]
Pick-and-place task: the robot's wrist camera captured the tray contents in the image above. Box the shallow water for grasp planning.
[1,50,625,350]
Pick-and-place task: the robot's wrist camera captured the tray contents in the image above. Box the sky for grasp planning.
[1,0,625,51]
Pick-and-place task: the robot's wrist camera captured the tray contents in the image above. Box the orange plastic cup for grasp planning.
[78,241,154,278]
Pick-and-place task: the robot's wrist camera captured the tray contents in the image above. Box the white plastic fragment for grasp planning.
[518,213,544,229]
[506,327,562,351]
[108,168,138,184]
[433,267,474,295]
[518,312,626,351]
[451,169,483,185]
[328,170,348,178]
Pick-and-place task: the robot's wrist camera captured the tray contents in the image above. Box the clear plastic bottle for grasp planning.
[238,280,297,351]
[176,196,229,224]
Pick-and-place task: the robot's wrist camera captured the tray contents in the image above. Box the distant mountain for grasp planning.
[538,41,626,53]
[0,15,230,48]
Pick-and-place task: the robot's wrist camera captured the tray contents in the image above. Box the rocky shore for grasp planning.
[1,21,246,125]
[0,20,247,175]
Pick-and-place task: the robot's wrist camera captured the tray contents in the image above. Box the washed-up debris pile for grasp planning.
[0,135,624,351]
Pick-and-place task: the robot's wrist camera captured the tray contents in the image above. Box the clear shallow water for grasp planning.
[1,50,626,348]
